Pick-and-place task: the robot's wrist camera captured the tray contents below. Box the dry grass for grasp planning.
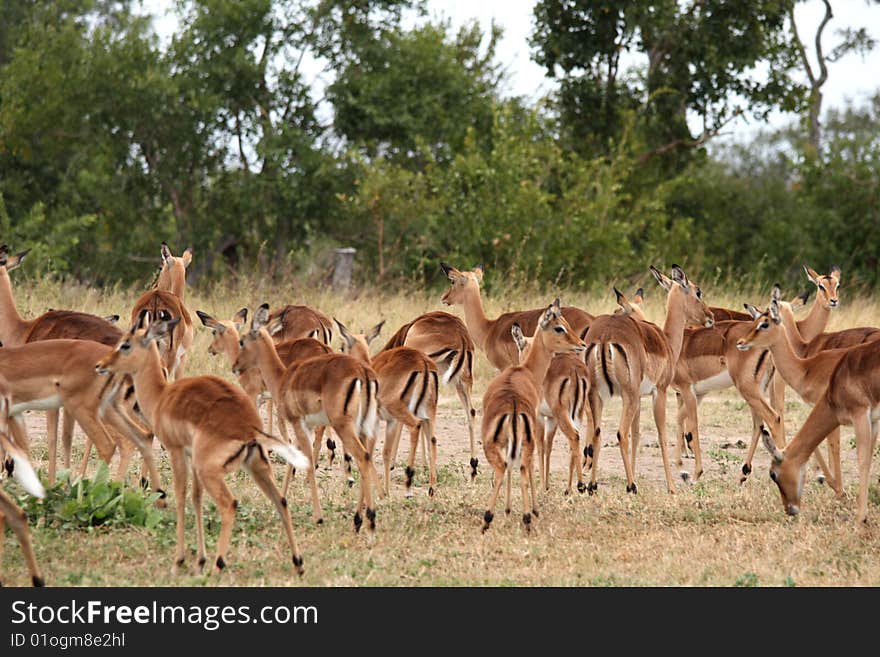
[2,276,880,586]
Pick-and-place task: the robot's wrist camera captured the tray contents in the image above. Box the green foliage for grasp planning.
[734,571,760,587]
[16,462,164,530]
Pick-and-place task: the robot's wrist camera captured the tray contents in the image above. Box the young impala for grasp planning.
[96,313,308,575]
[481,299,586,533]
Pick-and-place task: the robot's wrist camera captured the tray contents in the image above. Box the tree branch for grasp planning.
[814,0,833,89]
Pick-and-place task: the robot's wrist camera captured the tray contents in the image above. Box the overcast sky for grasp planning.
[144,0,880,141]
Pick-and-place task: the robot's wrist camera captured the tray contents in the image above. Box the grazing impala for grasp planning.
[481,300,586,533]
[233,305,381,532]
[761,336,880,524]
[0,376,46,587]
[381,310,478,478]
[96,313,308,574]
[512,325,590,496]
[584,266,714,495]
[336,319,440,497]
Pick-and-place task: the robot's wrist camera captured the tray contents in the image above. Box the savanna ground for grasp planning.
[2,276,880,587]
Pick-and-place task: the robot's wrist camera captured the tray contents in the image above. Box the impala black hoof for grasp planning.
[470,457,479,479]
[626,483,637,494]
[577,481,587,494]
[741,463,752,476]
[353,512,363,533]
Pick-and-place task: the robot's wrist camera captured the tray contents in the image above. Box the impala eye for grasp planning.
[239,339,244,347]
[696,287,702,299]
[760,322,769,330]
[554,326,565,334]
[119,342,131,352]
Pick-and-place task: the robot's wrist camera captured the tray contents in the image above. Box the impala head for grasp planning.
[650,264,714,328]
[197,308,248,356]
[335,319,384,364]
[0,244,30,272]
[736,299,784,351]
[231,303,282,374]
[96,310,180,375]
[523,298,586,357]
[613,287,647,321]
[761,429,804,517]
[804,264,840,309]
[440,262,483,306]
[155,242,193,294]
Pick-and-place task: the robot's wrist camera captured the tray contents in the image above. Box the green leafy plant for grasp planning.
[17,462,163,530]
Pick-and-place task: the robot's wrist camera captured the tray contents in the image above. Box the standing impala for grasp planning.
[481,300,586,533]
[761,335,880,524]
[336,319,440,497]
[381,310,478,478]
[233,305,382,532]
[96,313,308,575]
[583,266,714,495]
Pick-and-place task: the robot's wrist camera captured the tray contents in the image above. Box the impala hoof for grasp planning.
[470,457,479,479]
[353,512,363,533]
[626,483,637,494]
[577,481,587,494]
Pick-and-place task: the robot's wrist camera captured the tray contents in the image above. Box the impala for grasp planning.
[481,299,586,533]
[96,313,308,574]
[583,266,714,495]
[761,335,880,524]
[336,319,440,496]
[268,304,333,345]
[381,310,479,478]
[512,326,590,495]
[233,305,381,532]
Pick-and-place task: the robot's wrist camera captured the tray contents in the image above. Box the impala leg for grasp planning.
[630,402,641,478]
[382,419,404,495]
[827,427,844,498]
[586,390,604,494]
[455,379,478,479]
[674,392,687,466]
[199,467,237,575]
[543,417,557,492]
[191,463,207,571]
[653,388,676,494]
[168,447,189,574]
[290,419,323,525]
[741,411,764,483]
[244,445,304,575]
[61,411,76,471]
[46,409,59,485]
[336,424,376,533]
[679,386,703,482]
[769,372,786,445]
[404,424,420,495]
[555,413,582,495]
[853,410,875,524]
[0,491,43,587]
[482,451,506,533]
[425,417,438,497]
[69,409,118,480]
[618,393,638,493]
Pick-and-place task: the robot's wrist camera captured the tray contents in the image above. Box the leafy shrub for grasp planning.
[15,462,163,530]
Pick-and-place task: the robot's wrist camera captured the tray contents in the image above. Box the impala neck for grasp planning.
[784,401,841,468]
[156,265,186,300]
[766,326,808,392]
[459,286,492,351]
[255,331,286,398]
[778,308,810,357]
[796,294,829,342]
[130,343,169,429]
[663,291,688,364]
[0,267,30,346]
[520,330,553,387]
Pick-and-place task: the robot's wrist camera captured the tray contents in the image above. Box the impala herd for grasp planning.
[0,243,877,587]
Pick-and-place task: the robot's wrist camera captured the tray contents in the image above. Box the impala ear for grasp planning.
[539,303,557,330]
[440,262,458,281]
[761,429,784,464]
[633,287,644,304]
[133,308,150,333]
[473,264,484,283]
[252,303,270,332]
[182,247,193,268]
[511,323,526,352]
[232,307,248,333]
[771,283,782,302]
[365,320,385,345]
[743,304,762,320]
[670,264,689,290]
[769,299,782,324]
[796,288,812,306]
[146,316,180,343]
[3,248,30,271]
[161,241,172,264]
[803,264,821,286]
[650,265,672,291]
[334,318,357,350]
[103,314,120,325]
[196,310,225,333]
[829,265,841,281]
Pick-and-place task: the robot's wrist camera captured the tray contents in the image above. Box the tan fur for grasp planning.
[96,318,305,574]
[155,243,192,301]
[130,289,193,378]
[440,263,593,370]
[268,304,333,345]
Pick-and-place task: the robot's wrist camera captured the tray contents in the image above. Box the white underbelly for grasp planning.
[539,400,553,419]
[693,371,734,396]
[305,410,330,427]
[10,395,63,416]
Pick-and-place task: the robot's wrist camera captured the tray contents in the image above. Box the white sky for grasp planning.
[142,0,880,142]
